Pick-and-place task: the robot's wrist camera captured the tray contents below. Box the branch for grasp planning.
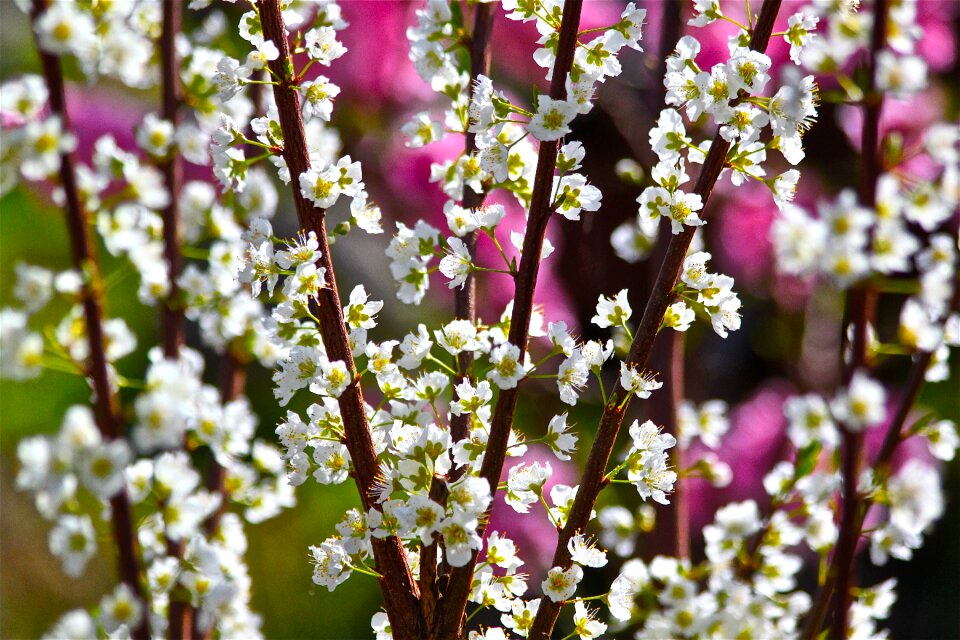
[256,2,422,637]
[422,3,496,629]
[528,2,783,636]
[160,0,184,358]
[28,2,149,638]
[434,1,585,635]
[156,3,193,637]
[827,1,889,636]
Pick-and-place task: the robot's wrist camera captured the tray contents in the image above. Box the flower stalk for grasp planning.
[422,2,496,629]
[159,0,184,358]
[435,1,585,636]
[829,0,889,636]
[256,1,422,636]
[527,1,783,636]
[28,1,149,638]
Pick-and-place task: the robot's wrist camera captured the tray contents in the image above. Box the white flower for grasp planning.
[486,343,530,390]
[343,285,383,330]
[136,113,175,157]
[309,539,352,591]
[831,371,886,431]
[544,413,578,460]
[553,174,602,221]
[726,48,771,95]
[572,601,607,639]
[301,76,340,121]
[887,461,944,537]
[921,420,958,462]
[608,561,646,620]
[639,186,704,234]
[439,237,472,289]
[44,609,97,640]
[541,565,583,602]
[312,442,351,484]
[485,531,524,571]
[663,301,695,332]
[245,39,280,71]
[305,26,347,65]
[76,439,131,499]
[876,51,927,98]
[709,295,742,338]
[441,514,482,567]
[49,514,96,578]
[528,96,578,142]
[567,534,607,568]
[402,111,444,148]
[502,598,540,637]
[98,584,143,634]
[689,0,722,27]
[505,461,552,513]
[619,363,662,398]
[784,12,819,64]
[591,289,631,328]
[35,2,96,56]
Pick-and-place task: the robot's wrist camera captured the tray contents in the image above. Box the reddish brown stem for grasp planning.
[422,4,497,630]
[433,2,584,636]
[828,1,889,637]
[647,331,688,559]
[527,3,782,636]
[158,3,193,637]
[28,2,148,638]
[256,2,422,636]
[160,0,184,358]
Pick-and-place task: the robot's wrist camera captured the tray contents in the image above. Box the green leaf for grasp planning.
[794,441,822,479]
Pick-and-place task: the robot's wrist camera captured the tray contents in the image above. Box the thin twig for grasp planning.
[527,3,783,636]
[160,0,184,358]
[256,2,422,637]
[434,1,585,636]
[157,3,193,637]
[28,2,149,638]
[421,3,496,630]
[826,1,889,636]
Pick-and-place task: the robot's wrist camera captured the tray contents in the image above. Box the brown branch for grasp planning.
[527,2,783,636]
[157,3,193,637]
[433,1,584,636]
[421,3,497,630]
[647,331,689,559]
[28,2,149,638]
[822,1,889,637]
[255,2,422,637]
[159,0,184,358]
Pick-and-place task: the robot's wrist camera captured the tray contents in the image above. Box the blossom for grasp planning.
[572,601,607,639]
[301,76,340,121]
[441,514,483,567]
[309,539,352,591]
[439,237,472,289]
[619,364,662,399]
[541,565,583,602]
[98,584,143,634]
[544,413,578,461]
[830,371,886,431]
[528,96,577,142]
[591,289,631,328]
[487,343,530,390]
[553,174,602,221]
[48,514,96,578]
[567,534,607,568]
